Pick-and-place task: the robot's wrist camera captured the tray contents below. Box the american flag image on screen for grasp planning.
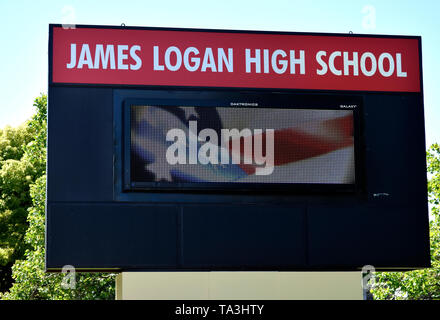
[130,105,355,184]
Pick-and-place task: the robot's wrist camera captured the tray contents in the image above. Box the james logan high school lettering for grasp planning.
[66,43,408,78]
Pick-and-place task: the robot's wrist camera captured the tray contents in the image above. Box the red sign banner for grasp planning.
[51,26,421,92]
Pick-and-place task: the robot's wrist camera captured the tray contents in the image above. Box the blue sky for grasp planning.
[0,0,439,147]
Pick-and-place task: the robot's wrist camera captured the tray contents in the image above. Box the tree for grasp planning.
[371,143,440,299]
[1,94,115,300]
[0,123,35,292]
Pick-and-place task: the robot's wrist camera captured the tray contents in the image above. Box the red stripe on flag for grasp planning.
[231,115,353,175]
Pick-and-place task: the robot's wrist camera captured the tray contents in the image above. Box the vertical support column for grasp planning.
[116,272,363,300]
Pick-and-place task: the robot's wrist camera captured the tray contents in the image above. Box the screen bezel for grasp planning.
[122,91,363,194]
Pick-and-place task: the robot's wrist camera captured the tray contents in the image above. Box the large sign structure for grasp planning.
[47,24,430,271]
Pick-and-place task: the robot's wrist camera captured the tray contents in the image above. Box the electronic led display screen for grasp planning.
[127,104,356,190]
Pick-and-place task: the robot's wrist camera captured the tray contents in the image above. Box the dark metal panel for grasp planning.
[47,87,113,202]
[46,204,179,269]
[307,205,430,268]
[181,205,307,268]
[46,85,430,271]
[362,94,428,205]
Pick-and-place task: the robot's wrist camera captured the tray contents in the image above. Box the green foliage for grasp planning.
[0,97,46,269]
[21,95,47,177]
[1,94,115,300]
[0,124,32,163]
[371,143,440,300]
[2,176,115,300]
[0,122,35,292]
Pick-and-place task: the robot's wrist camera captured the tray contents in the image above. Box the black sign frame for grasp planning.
[119,91,363,195]
[46,24,430,272]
